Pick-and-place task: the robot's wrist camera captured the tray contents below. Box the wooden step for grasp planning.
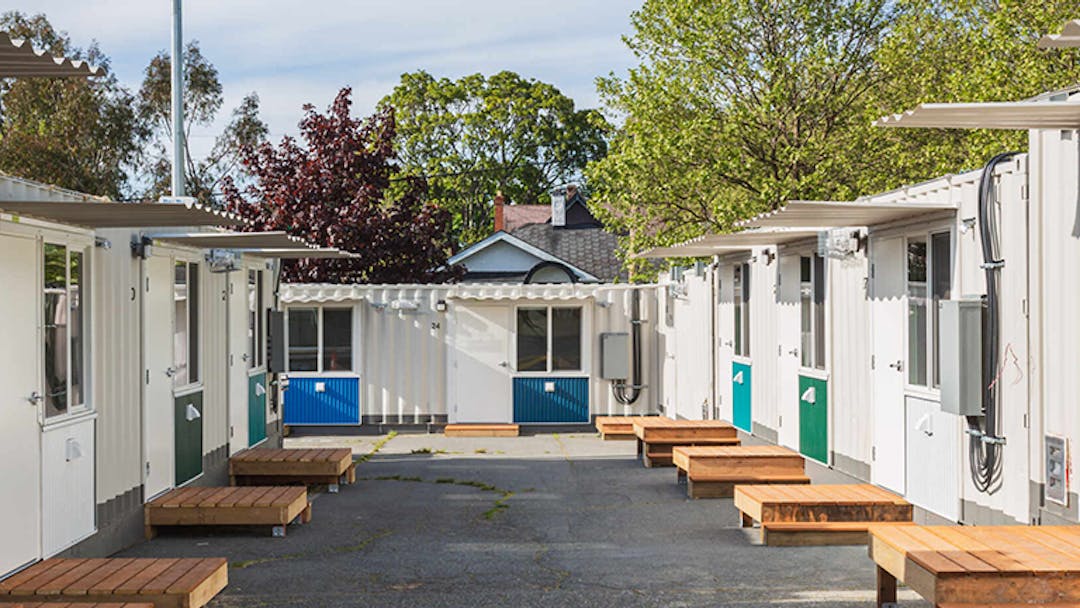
[0,558,228,608]
[229,448,355,489]
[686,475,811,499]
[762,521,916,546]
[145,486,311,539]
[444,424,519,437]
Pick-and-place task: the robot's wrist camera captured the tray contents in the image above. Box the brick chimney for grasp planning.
[493,191,506,232]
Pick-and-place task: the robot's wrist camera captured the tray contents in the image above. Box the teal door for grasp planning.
[732,362,752,432]
[249,373,268,446]
[798,375,828,463]
[174,392,204,484]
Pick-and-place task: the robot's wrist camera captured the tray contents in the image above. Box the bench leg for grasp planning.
[740,512,753,528]
[636,438,643,460]
[876,566,897,607]
[301,503,313,524]
[144,524,157,541]
[346,464,356,484]
[676,468,687,485]
[272,525,287,538]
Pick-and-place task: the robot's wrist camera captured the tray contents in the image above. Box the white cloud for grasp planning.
[15,0,639,157]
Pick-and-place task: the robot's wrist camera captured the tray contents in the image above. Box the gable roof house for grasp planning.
[449,185,625,283]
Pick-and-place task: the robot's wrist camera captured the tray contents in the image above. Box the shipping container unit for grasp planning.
[655,265,715,421]
[278,283,660,428]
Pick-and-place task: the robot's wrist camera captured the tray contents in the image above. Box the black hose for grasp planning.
[613,288,643,405]
[969,151,1018,494]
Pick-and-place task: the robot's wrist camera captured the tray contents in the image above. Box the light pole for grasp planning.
[171,0,185,197]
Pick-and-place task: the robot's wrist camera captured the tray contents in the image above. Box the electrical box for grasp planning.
[1046,435,1068,506]
[940,298,984,416]
[600,333,630,380]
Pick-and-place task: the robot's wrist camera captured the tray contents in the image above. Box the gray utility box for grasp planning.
[600,333,630,380]
[940,298,984,416]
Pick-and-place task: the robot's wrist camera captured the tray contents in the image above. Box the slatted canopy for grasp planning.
[241,248,358,259]
[148,231,313,249]
[1039,20,1080,48]
[0,199,244,228]
[876,102,1080,130]
[0,32,100,77]
[737,200,956,229]
[635,228,826,259]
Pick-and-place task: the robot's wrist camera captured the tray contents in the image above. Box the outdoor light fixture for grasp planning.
[131,236,153,259]
[960,217,977,234]
[435,299,448,312]
[95,237,112,249]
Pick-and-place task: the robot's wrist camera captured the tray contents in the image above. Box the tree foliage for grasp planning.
[138,42,268,203]
[223,88,461,284]
[0,11,147,198]
[381,70,610,244]
[588,0,1080,260]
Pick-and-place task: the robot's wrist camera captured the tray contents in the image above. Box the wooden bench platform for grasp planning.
[0,604,155,607]
[0,558,228,608]
[594,416,668,440]
[672,445,808,498]
[735,483,913,545]
[145,486,311,539]
[870,524,1080,607]
[632,419,740,467]
[444,424,519,437]
[229,448,355,491]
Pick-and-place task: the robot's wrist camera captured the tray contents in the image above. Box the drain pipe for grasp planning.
[612,288,643,406]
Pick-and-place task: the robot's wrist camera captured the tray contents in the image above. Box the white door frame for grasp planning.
[870,236,907,493]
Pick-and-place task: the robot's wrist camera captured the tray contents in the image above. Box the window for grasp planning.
[516,306,583,372]
[43,244,87,418]
[907,232,952,387]
[800,255,826,370]
[287,308,318,371]
[287,307,353,372]
[248,270,264,369]
[733,263,750,357]
[322,308,352,371]
[173,261,200,386]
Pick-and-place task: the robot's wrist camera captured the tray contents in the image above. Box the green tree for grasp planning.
[381,70,610,244]
[587,0,898,257]
[0,12,147,198]
[138,41,268,204]
[866,0,1080,191]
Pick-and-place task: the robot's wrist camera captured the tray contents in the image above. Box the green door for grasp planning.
[174,391,204,484]
[248,372,268,446]
[732,362,752,432]
[798,375,828,463]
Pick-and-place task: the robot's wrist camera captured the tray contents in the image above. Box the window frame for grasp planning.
[733,262,751,358]
[904,228,953,391]
[513,304,585,375]
[172,259,202,391]
[799,254,827,371]
[41,240,92,420]
[247,269,265,371]
[285,305,356,374]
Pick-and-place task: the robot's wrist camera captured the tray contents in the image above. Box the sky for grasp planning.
[20,0,641,158]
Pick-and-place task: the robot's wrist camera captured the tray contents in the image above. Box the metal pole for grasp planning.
[171,0,185,197]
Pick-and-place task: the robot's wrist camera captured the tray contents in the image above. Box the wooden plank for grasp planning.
[56,559,139,596]
[3,560,85,595]
[112,559,180,595]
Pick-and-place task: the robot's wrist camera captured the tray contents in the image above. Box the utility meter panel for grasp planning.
[940,298,984,416]
[600,333,630,380]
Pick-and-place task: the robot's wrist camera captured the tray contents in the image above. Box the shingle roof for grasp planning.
[511,223,625,282]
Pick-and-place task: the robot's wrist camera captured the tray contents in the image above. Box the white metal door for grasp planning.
[143,254,175,498]
[0,234,42,575]
[870,237,906,493]
[227,271,248,453]
[451,303,511,423]
[777,256,801,449]
[715,266,735,422]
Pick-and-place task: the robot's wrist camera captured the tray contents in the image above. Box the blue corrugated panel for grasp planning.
[513,377,589,423]
[284,376,361,425]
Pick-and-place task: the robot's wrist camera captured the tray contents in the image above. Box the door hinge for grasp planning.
[872,446,876,461]
[871,355,875,370]
[778,415,782,427]
[146,369,150,384]
[145,276,150,292]
[145,461,151,477]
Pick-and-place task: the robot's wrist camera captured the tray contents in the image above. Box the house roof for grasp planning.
[448,231,601,282]
[1039,20,1080,48]
[503,205,551,232]
[511,223,623,281]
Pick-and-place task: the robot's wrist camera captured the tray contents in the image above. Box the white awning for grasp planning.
[0,32,99,77]
[1039,20,1080,48]
[148,231,312,249]
[876,102,1080,130]
[0,200,244,228]
[635,228,825,259]
[737,200,956,230]
[241,248,357,259]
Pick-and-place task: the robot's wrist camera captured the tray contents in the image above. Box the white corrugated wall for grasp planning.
[748,249,780,438]
[827,250,873,475]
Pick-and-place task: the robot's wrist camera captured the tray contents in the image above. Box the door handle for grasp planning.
[255,383,266,397]
[185,403,201,422]
[27,391,43,405]
[498,361,509,368]
[801,386,816,404]
[787,348,799,357]
[887,360,903,372]
[165,366,178,378]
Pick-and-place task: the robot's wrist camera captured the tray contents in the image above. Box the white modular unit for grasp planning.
[672,269,713,420]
